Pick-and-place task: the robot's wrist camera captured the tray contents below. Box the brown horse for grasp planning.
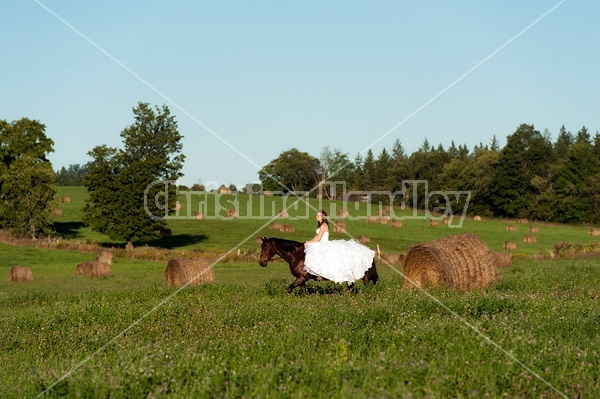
[258,236,379,293]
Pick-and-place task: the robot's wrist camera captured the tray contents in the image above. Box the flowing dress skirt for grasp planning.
[304,240,375,283]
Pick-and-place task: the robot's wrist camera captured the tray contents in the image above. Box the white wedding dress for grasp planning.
[304,228,375,284]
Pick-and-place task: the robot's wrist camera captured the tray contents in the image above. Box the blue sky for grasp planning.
[2,1,598,188]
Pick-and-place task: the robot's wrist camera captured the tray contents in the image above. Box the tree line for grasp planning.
[259,123,600,224]
[1,102,184,243]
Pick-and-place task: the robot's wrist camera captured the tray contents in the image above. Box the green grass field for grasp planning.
[0,187,598,398]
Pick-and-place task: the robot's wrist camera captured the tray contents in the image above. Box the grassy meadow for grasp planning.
[0,187,599,398]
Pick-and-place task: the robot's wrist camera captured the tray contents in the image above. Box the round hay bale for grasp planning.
[391,219,403,228]
[226,208,239,218]
[61,196,71,203]
[506,224,517,232]
[10,266,33,282]
[279,224,295,233]
[96,250,114,265]
[518,218,528,224]
[90,262,112,278]
[263,190,273,197]
[333,220,346,233]
[165,258,214,287]
[494,252,512,268]
[337,209,349,218]
[429,219,439,227]
[403,233,498,290]
[278,210,289,218]
[589,228,600,236]
[52,208,63,216]
[503,241,517,251]
[529,226,539,233]
[357,235,370,244]
[383,253,403,266]
[175,201,184,211]
[474,215,482,221]
[366,216,378,224]
[269,222,283,230]
[378,216,390,225]
[76,261,94,276]
[523,235,537,244]
[193,212,204,220]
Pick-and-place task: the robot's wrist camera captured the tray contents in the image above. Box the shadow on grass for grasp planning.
[137,233,209,249]
[53,221,87,239]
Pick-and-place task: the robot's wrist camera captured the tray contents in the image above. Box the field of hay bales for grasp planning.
[0,242,598,398]
[0,187,598,397]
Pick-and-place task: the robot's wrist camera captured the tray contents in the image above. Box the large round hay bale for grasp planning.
[474,215,482,221]
[270,222,283,230]
[429,219,438,227]
[523,235,537,244]
[76,261,94,276]
[494,252,512,268]
[378,216,390,225]
[165,258,214,287]
[193,212,204,220]
[518,218,528,224]
[278,210,288,218]
[337,209,349,218]
[383,253,404,266]
[357,235,370,244]
[366,216,378,224]
[333,220,346,233]
[226,208,239,218]
[90,262,112,278]
[589,228,600,236]
[263,190,273,197]
[529,226,539,233]
[279,224,295,233]
[52,208,63,216]
[96,250,114,265]
[506,224,517,232]
[503,241,517,251]
[61,196,71,203]
[403,233,498,290]
[391,219,403,228]
[10,266,33,282]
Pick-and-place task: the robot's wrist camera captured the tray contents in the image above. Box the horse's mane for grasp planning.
[268,237,304,252]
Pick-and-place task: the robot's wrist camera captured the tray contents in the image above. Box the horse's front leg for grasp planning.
[288,276,307,294]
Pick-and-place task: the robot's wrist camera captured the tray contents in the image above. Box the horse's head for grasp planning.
[258,236,277,267]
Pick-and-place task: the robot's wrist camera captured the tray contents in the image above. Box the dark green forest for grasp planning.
[258,124,600,224]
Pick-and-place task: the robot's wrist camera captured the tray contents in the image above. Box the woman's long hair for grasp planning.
[317,209,329,228]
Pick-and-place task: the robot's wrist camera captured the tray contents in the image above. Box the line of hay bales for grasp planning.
[165,258,214,287]
[403,233,498,290]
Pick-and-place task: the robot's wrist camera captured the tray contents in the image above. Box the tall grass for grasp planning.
[0,243,598,398]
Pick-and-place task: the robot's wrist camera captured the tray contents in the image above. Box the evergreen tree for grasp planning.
[490,124,554,218]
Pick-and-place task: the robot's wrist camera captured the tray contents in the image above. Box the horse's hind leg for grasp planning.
[288,277,307,294]
[363,261,379,286]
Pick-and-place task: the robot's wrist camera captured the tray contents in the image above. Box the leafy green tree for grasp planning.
[258,148,320,193]
[317,147,353,199]
[83,103,185,244]
[0,118,56,238]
